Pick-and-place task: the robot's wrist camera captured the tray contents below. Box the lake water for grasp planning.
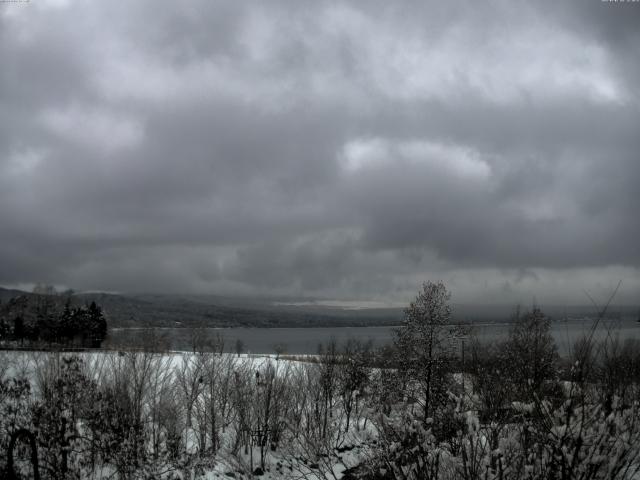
[107,318,640,356]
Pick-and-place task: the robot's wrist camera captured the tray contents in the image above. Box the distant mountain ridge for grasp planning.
[0,287,403,328]
[1,287,636,329]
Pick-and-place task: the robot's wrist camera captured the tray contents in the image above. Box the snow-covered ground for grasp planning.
[0,349,376,479]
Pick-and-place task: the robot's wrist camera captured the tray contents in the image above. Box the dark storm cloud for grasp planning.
[1,0,639,304]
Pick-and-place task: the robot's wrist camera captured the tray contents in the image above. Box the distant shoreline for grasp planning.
[109,317,636,331]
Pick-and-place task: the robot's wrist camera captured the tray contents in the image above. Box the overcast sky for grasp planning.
[1,0,639,305]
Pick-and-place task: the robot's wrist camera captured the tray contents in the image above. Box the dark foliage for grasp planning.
[0,295,107,348]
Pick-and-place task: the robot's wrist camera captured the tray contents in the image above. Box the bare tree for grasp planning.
[336,339,372,436]
[175,352,205,432]
[191,333,237,456]
[235,339,245,357]
[504,306,559,401]
[394,281,456,424]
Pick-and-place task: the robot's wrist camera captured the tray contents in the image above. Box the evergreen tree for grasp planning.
[59,300,75,343]
[88,302,107,347]
[13,316,25,343]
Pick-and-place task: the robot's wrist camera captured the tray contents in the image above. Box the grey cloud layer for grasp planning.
[1,0,639,303]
